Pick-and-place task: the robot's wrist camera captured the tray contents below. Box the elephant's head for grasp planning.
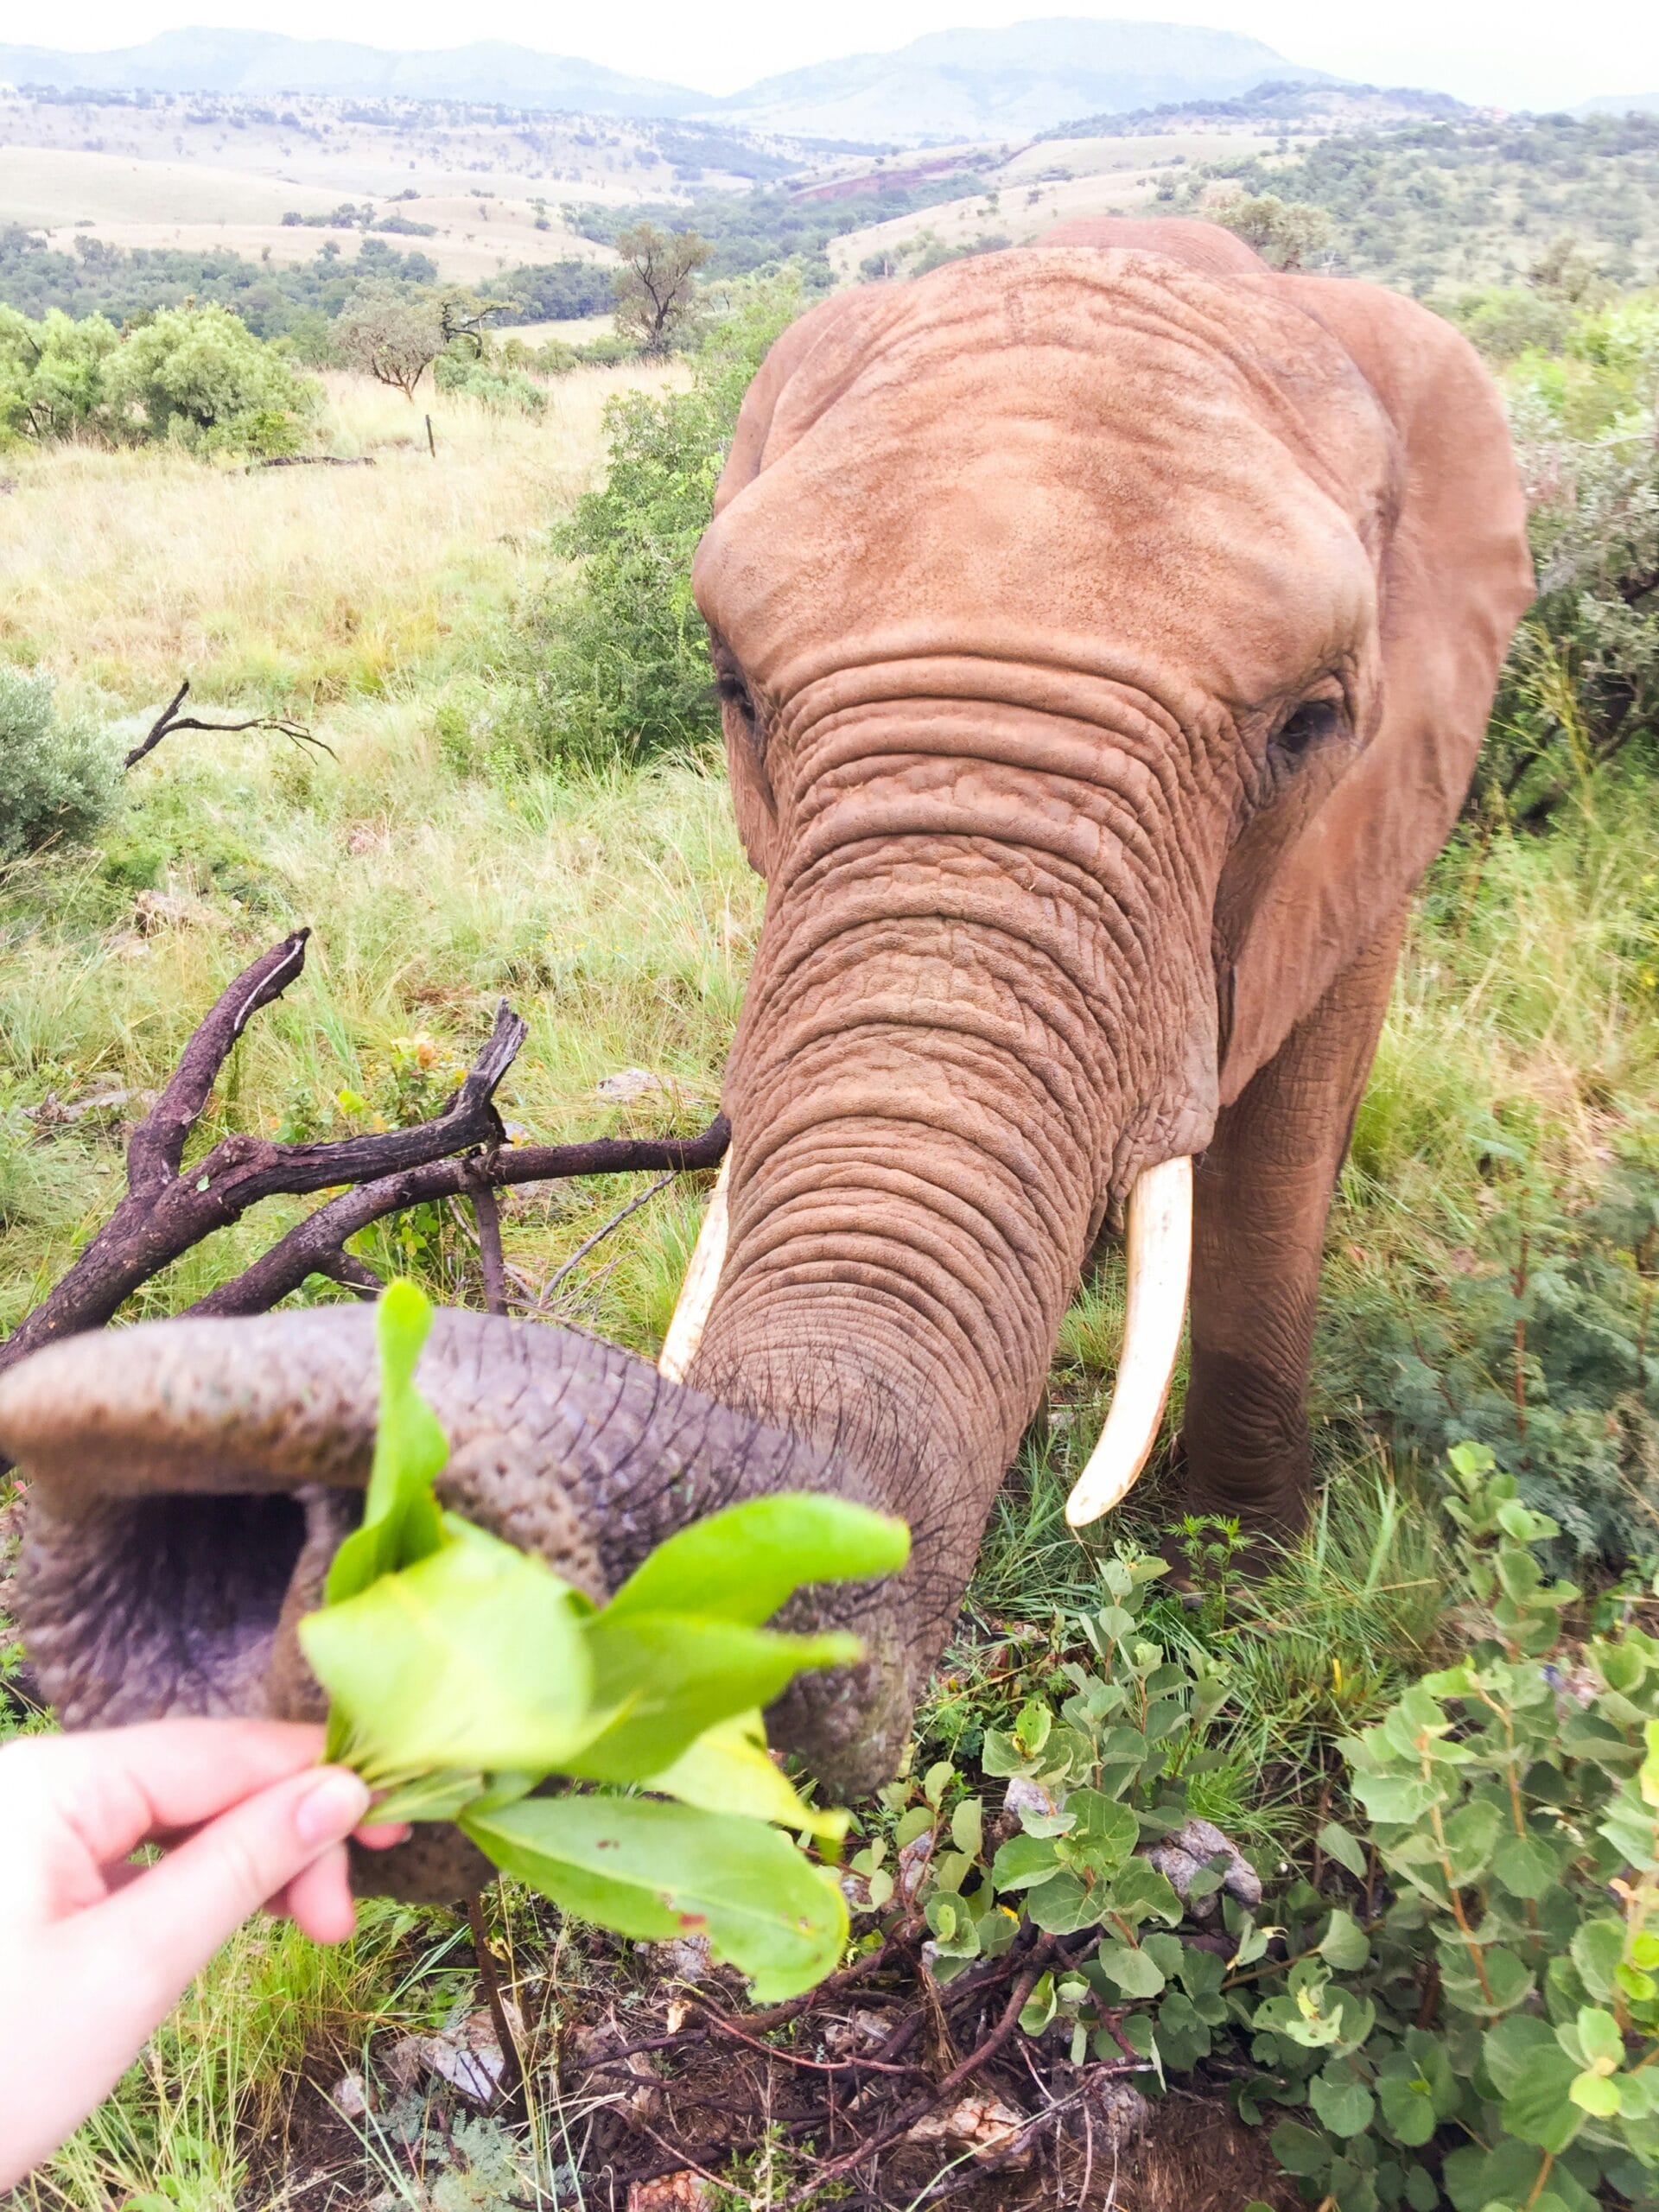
[0,226,1533,1897]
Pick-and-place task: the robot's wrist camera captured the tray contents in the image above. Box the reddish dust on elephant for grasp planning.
[0,219,1529,1928]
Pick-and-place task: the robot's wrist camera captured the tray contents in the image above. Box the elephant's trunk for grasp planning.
[0,1308,904,1897]
[674,696,1220,1715]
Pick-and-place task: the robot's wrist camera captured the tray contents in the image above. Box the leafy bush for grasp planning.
[1471,294,1659,829]
[874,1448,1659,2209]
[512,272,804,770]
[105,302,316,456]
[0,306,121,445]
[0,666,120,862]
[431,353,547,415]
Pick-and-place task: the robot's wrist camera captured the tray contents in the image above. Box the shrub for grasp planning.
[0,666,120,863]
[512,272,804,771]
[431,353,547,414]
[876,1449,1659,2211]
[1466,293,1659,830]
[104,302,316,455]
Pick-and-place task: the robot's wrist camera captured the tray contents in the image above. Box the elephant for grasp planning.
[0,219,1533,1897]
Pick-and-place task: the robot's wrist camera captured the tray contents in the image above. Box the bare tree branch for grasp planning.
[0,937,528,1377]
[124,678,334,772]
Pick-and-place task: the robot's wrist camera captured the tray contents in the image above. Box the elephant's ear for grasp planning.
[1218,280,1534,1100]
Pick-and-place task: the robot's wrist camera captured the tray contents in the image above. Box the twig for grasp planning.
[467,1891,526,2120]
[124,677,334,772]
[781,1943,1058,2206]
[536,1172,677,1306]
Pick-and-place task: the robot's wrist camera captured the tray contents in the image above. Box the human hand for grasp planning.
[0,1719,405,2188]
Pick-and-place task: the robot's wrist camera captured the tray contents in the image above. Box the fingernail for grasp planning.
[296,1768,372,1847]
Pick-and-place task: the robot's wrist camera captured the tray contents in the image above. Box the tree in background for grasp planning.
[1211,191,1332,271]
[335,283,447,399]
[0,308,121,445]
[611,223,712,358]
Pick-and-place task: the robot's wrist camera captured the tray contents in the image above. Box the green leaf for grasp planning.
[464,1793,848,2003]
[1019,1970,1058,2035]
[1376,2066,1437,2147]
[950,1798,983,1859]
[602,1494,909,1626]
[1485,2013,1562,2097]
[1308,2065,1374,2139]
[323,1279,447,1606]
[1442,1797,1503,1883]
[990,1832,1063,1892]
[300,1516,593,1781]
[567,1610,861,1782]
[1569,2071,1622,2117]
[1350,1770,1444,1825]
[1492,1829,1561,1900]
[1319,1907,1371,1973]
[1058,1790,1138,1878]
[643,1711,846,1842]
[1026,1871,1109,1935]
[1573,2005,1624,2072]
[1571,1918,1625,2002]
[1269,2121,1330,2178]
[1318,1820,1369,1880]
[1097,1942,1166,1998]
[1501,2042,1589,2153]
[1109,1859,1185,1929]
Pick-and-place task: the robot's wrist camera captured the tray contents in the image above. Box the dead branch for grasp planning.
[124,678,334,772]
[0,931,537,1381]
[187,1123,728,1320]
[248,454,377,470]
[0,926,731,1444]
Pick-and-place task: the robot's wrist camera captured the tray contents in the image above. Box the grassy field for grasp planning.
[2,324,1656,2205]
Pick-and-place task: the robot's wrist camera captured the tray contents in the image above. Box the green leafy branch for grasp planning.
[298,1281,910,2002]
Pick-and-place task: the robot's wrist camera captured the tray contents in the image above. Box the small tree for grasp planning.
[1212,191,1332,271]
[0,307,121,444]
[336,283,447,400]
[611,223,712,358]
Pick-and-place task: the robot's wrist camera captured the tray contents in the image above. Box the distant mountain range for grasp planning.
[0,19,1333,143]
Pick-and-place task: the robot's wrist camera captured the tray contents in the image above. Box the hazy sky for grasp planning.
[40,1,1659,111]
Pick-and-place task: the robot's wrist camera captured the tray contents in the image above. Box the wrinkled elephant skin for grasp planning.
[0,223,1534,1894]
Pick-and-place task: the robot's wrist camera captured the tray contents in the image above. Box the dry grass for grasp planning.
[0,364,683,710]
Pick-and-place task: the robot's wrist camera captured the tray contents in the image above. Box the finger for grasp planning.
[1,1719,327,1875]
[355,1821,412,1850]
[277,1845,358,1945]
[82,1764,371,2020]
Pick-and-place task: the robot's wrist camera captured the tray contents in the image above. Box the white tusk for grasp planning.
[1065,1154,1192,1529]
[658,1155,732,1383]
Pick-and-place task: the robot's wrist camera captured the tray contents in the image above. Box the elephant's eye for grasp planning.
[1274,697,1343,761]
[714,670,754,722]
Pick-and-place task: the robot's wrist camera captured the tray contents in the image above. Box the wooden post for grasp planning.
[425,412,436,458]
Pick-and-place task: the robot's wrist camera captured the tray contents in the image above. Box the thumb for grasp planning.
[83,1764,372,2019]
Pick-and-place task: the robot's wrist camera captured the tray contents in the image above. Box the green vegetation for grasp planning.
[893,1448,1659,2211]
[575,166,1000,288]
[0,299,317,456]
[0,670,121,864]
[1178,112,1659,296]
